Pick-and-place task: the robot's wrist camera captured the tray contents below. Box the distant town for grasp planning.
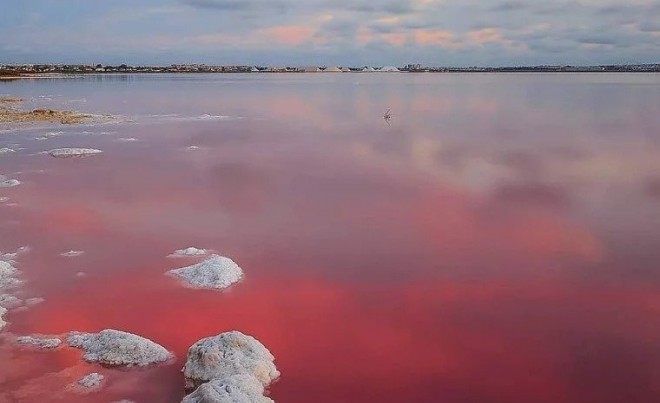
[1,63,659,76]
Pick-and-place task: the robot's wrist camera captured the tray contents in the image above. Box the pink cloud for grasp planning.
[414,30,463,48]
[258,25,316,46]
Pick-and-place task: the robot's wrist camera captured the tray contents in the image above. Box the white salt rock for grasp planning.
[168,247,208,258]
[182,374,273,403]
[0,261,21,289]
[182,331,279,393]
[77,372,104,389]
[67,329,173,367]
[187,146,200,150]
[0,177,20,188]
[0,148,15,154]
[0,197,8,203]
[60,250,84,257]
[16,335,62,349]
[0,294,22,309]
[0,306,6,330]
[168,255,243,290]
[47,148,103,158]
[115,138,138,142]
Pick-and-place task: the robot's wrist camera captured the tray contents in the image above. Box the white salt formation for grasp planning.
[182,374,274,403]
[77,373,104,389]
[48,148,103,158]
[16,335,62,349]
[182,331,279,396]
[0,148,15,154]
[169,247,208,258]
[67,329,173,367]
[0,256,26,331]
[60,250,84,257]
[168,255,243,290]
[0,197,8,203]
[0,175,20,188]
[0,306,6,330]
[115,137,138,142]
[0,294,22,308]
[0,260,21,289]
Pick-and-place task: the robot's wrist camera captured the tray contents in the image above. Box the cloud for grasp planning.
[1,0,659,65]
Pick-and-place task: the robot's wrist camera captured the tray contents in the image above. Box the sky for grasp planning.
[1,0,659,66]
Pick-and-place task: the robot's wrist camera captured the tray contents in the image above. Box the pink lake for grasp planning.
[1,73,660,402]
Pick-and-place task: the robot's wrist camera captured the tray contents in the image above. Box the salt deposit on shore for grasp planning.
[182,331,279,402]
[0,108,92,124]
[167,255,243,290]
[168,247,208,258]
[67,329,173,367]
[16,335,62,349]
[0,148,15,154]
[48,148,103,158]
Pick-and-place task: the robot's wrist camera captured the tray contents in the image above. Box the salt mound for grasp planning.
[168,247,208,258]
[17,335,62,349]
[48,148,103,158]
[168,255,243,290]
[0,294,22,308]
[0,176,20,188]
[67,329,173,367]
[77,372,104,389]
[182,374,274,403]
[182,331,279,393]
[0,306,6,330]
[0,261,21,289]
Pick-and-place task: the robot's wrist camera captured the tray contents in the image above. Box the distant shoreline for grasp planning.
[1,63,659,77]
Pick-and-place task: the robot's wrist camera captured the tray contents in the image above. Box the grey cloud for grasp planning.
[575,35,616,45]
[490,2,531,12]
[639,21,660,33]
[182,0,289,12]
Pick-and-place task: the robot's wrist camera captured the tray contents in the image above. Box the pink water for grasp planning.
[1,73,660,402]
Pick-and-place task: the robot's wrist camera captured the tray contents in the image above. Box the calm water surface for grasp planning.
[1,73,660,402]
